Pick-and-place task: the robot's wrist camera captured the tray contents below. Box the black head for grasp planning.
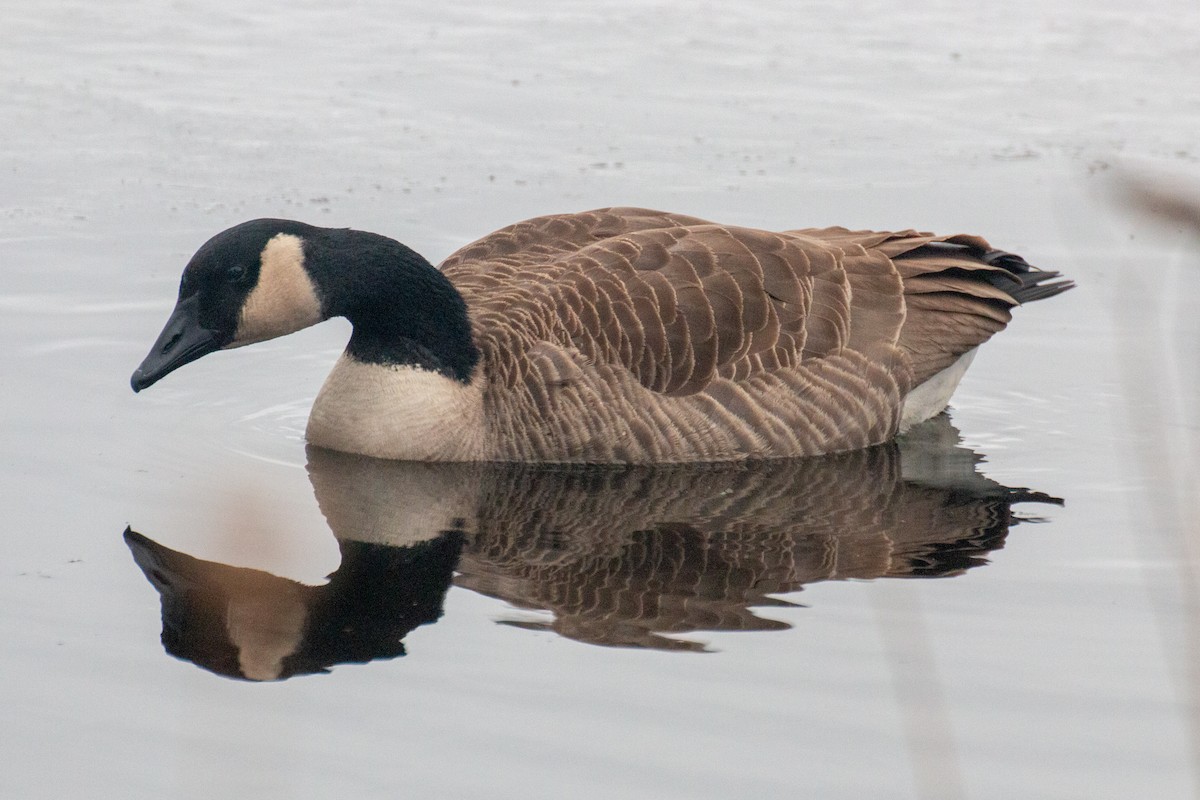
[131,219,324,392]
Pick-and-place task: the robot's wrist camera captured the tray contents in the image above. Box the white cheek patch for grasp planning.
[230,233,324,347]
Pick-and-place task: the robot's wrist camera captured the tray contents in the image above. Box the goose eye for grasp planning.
[226,265,246,283]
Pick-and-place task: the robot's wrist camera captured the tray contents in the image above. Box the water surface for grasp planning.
[3,1,1200,798]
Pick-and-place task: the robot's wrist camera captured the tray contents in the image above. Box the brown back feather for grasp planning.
[444,209,903,396]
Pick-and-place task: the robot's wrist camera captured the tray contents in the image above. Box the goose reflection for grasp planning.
[124,529,464,680]
[126,416,1060,679]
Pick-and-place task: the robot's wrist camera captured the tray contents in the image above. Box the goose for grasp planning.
[130,207,1072,463]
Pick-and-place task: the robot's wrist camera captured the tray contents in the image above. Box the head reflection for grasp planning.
[125,530,464,680]
[126,416,1060,679]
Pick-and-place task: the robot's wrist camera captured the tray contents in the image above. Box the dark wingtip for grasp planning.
[1014,278,1076,304]
[980,249,1075,304]
[900,242,1074,305]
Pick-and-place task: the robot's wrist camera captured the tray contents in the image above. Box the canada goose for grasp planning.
[131,207,1071,462]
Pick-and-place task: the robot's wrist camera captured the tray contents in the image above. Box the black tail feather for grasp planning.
[901,241,1074,304]
[980,249,1075,304]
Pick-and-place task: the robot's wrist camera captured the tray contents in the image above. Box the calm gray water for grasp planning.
[4,0,1200,797]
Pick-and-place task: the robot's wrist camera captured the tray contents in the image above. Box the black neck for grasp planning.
[305,227,479,382]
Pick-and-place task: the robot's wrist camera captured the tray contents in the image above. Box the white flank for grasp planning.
[307,355,487,461]
[899,348,978,431]
[231,233,323,346]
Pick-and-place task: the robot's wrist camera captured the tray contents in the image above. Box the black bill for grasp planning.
[130,294,220,392]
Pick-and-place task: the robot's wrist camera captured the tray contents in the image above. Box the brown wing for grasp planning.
[793,226,1071,383]
[442,208,905,397]
[437,209,1070,461]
